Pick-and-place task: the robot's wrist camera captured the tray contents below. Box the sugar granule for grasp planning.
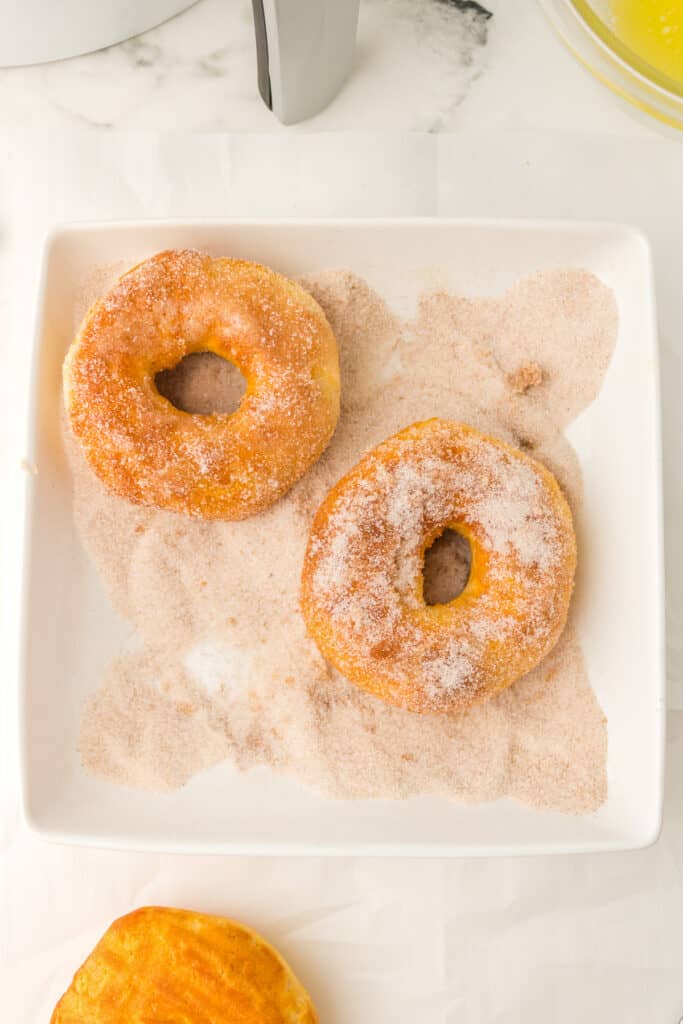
[71,267,618,814]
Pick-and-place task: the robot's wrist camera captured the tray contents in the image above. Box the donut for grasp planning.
[64,249,340,520]
[51,906,318,1024]
[301,419,576,715]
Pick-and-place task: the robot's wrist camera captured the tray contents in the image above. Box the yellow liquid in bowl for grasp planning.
[609,0,683,83]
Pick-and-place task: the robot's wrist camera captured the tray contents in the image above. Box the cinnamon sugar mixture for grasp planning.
[69,268,617,813]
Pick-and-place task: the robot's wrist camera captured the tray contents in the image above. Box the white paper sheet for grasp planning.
[2,132,682,1022]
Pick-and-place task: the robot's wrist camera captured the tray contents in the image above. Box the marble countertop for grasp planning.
[3,3,683,1022]
[0,0,658,135]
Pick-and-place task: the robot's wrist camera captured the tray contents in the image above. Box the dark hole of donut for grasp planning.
[422,529,472,606]
[155,352,247,416]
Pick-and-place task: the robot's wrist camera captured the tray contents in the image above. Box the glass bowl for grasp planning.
[539,0,683,130]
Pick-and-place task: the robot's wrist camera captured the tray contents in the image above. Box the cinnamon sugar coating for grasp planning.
[301,419,577,714]
[64,249,340,520]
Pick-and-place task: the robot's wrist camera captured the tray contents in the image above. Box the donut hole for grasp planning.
[155,352,247,415]
[422,529,472,606]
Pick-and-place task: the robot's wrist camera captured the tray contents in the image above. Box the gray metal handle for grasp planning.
[252,0,359,125]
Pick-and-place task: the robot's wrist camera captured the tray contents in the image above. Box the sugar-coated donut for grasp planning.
[301,419,576,715]
[64,250,340,520]
[51,906,318,1024]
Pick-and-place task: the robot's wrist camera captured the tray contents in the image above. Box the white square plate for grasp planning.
[20,219,665,855]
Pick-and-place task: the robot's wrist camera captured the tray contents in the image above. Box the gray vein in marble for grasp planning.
[0,0,493,132]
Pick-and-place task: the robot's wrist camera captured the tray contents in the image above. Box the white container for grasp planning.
[20,218,665,856]
[0,0,196,66]
[0,0,360,125]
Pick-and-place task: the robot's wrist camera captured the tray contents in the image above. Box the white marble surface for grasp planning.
[3,129,683,1023]
[2,2,683,1022]
[0,0,658,135]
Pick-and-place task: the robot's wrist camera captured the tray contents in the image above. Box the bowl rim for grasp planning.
[538,0,683,129]
[570,0,683,99]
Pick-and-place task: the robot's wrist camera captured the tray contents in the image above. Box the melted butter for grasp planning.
[610,0,683,83]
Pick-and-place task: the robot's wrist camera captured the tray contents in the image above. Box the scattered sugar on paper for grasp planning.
[71,268,617,814]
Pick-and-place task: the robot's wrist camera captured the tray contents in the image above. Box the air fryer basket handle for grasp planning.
[252,0,359,125]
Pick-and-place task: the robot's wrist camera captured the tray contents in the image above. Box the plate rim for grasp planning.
[19,215,666,856]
